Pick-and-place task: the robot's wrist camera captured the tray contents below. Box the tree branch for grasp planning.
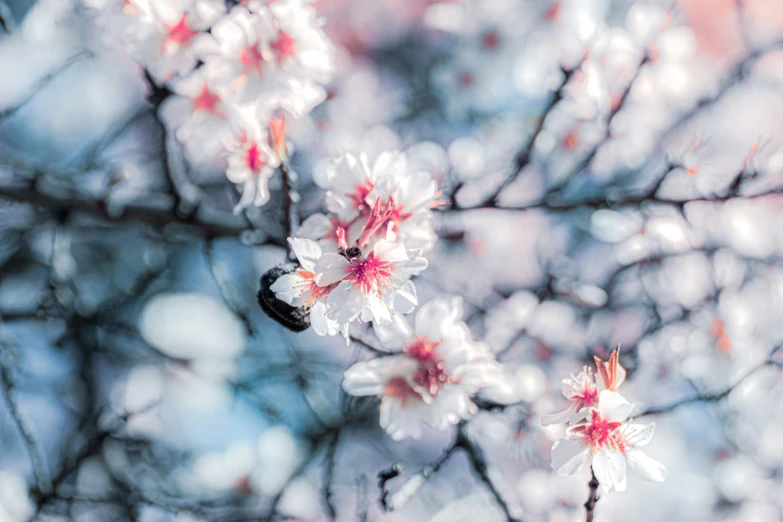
[584,468,599,522]
[0,333,52,495]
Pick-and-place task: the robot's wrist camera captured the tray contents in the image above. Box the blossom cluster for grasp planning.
[270,149,444,337]
[545,349,667,493]
[92,0,335,212]
[341,297,504,440]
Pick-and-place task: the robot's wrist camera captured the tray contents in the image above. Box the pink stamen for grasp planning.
[246,143,266,172]
[192,84,222,115]
[405,336,453,396]
[572,410,626,454]
[349,180,375,210]
[270,29,297,63]
[163,14,197,52]
[384,377,422,406]
[240,44,265,74]
[346,251,394,296]
[356,199,393,248]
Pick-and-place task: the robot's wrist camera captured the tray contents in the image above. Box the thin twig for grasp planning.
[280,162,299,258]
[638,345,782,417]
[323,430,341,519]
[0,51,93,121]
[584,468,599,522]
[481,59,584,206]
[0,334,52,495]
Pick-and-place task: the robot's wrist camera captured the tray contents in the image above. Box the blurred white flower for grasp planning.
[342,297,502,439]
[222,107,281,213]
[125,0,225,84]
[0,471,34,522]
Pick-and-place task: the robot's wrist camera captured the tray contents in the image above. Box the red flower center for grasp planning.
[347,252,394,296]
[573,410,625,454]
[164,15,197,51]
[270,29,297,63]
[349,180,375,210]
[192,84,221,115]
[246,143,266,172]
[240,45,265,73]
[384,377,422,406]
[405,336,453,396]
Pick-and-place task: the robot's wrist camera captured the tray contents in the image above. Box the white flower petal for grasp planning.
[551,438,589,476]
[627,450,666,483]
[314,253,351,286]
[593,448,627,493]
[598,390,634,422]
[288,238,322,272]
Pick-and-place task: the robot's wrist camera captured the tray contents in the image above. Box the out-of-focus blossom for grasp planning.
[0,471,34,522]
[124,0,225,84]
[222,108,281,213]
[342,297,502,439]
[197,2,334,115]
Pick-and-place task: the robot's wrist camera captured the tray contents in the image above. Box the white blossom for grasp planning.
[551,390,666,493]
[342,297,502,439]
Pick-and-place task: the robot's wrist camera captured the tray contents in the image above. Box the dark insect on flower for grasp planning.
[257,263,310,332]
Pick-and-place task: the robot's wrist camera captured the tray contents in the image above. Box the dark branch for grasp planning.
[584,468,599,522]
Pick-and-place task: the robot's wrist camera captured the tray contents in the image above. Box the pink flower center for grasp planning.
[164,15,197,51]
[192,84,222,115]
[406,335,442,362]
[270,29,297,63]
[577,386,598,407]
[383,377,422,406]
[347,252,394,296]
[573,410,625,454]
[240,45,265,73]
[405,336,454,396]
[349,180,375,210]
[296,269,334,309]
[482,30,501,50]
[246,143,266,172]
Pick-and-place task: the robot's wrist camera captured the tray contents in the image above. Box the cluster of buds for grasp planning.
[544,348,666,493]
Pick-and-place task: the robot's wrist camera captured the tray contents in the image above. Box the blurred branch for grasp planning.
[379,446,457,512]
[456,423,522,522]
[637,344,783,417]
[735,0,752,49]
[0,50,93,121]
[378,424,522,521]
[0,0,14,33]
[0,331,53,495]
[548,52,651,193]
[0,171,281,245]
[322,429,340,519]
[480,58,585,206]
[203,239,256,336]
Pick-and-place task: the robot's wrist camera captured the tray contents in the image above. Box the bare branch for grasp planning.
[0,51,93,121]
[0,332,52,495]
[481,59,585,206]
[638,345,783,417]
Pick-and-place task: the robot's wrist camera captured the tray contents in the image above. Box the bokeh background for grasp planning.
[2,0,783,521]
